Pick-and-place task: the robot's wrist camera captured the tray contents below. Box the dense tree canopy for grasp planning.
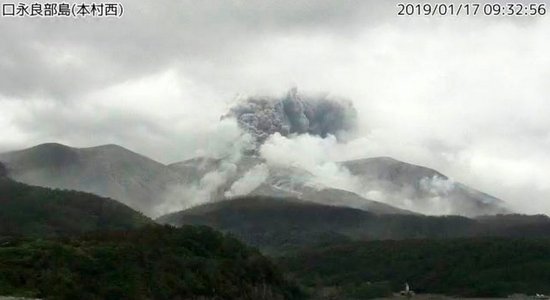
[281,238,550,298]
[0,162,6,177]
[0,225,302,300]
[0,177,151,238]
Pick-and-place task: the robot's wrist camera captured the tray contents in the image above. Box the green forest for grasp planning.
[281,238,550,299]
[0,177,151,237]
[0,225,301,300]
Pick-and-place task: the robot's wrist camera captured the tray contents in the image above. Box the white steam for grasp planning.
[155,118,255,216]
[225,163,269,198]
[260,133,361,192]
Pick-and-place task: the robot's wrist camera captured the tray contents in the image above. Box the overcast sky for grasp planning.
[1,0,549,214]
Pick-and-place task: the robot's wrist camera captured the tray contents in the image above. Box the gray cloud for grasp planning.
[224,88,357,144]
[0,0,392,100]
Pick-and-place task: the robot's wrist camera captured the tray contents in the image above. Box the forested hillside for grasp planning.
[0,226,302,300]
[157,196,550,253]
[0,168,151,237]
[281,238,550,299]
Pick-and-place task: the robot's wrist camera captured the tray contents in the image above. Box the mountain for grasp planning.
[340,157,509,216]
[0,143,410,217]
[253,184,414,215]
[169,155,415,215]
[249,162,415,215]
[0,168,151,238]
[156,196,550,253]
[170,155,508,217]
[1,143,508,218]
[168,156,223,183]
[0,143,185,217]
[0,225,302,300]
[157,196,369,252]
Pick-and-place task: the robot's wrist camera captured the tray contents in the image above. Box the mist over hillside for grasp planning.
[0,143,186,217]
[0,167,151,238]
[0,139,508,218]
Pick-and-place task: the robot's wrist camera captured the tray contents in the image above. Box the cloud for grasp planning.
[155,118,254,216]
[225,163,269,198]
[260,133,361,192]
[225,88,357,144]
[0,0,392,100]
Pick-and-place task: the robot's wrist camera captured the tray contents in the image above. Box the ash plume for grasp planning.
[224,88,357,144]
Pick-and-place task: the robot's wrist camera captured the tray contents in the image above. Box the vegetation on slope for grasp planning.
[0,225,302,300]
[281,238,550,299]
[157,196,550,253]
[3,162,549,299]
[0,162,6,177]
[0,176,151,238]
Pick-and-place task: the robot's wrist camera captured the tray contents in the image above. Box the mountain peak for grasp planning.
[342,156,448,180]
[0,142,177,217]
[86,144,128,151]
[28,142,74,151]
[24,142,131,153]
[1,142,79,169]
[339,156,509,216]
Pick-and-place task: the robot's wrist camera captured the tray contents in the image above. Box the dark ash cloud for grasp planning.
[224,88,357,143]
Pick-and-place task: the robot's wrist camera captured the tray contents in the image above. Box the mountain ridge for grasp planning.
[0,174,152,238]
[339,156,508,216]
[157,196,549,253]
[1,142,509,217]
[0,143,184,217]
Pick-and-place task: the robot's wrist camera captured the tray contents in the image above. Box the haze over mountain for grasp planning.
[168,155,415,215]
[340,157,508,216]
[168,152,508,217]
[0,142,509,217]
[0,162,151,237]
[0,143,185,217]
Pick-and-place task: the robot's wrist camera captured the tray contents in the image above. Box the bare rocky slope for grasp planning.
[339,157,508,216]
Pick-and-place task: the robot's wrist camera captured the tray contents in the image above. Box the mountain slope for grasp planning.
[157,196,371,251]
[170,155,415,215]
[0,143,185,216]
[157,196,550,253]
[250,184,414,215]
[172,155,508,216]
[0,162,151,238]
[156,196,550,251]
[1,143,509,218]
[340,157,508,216]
